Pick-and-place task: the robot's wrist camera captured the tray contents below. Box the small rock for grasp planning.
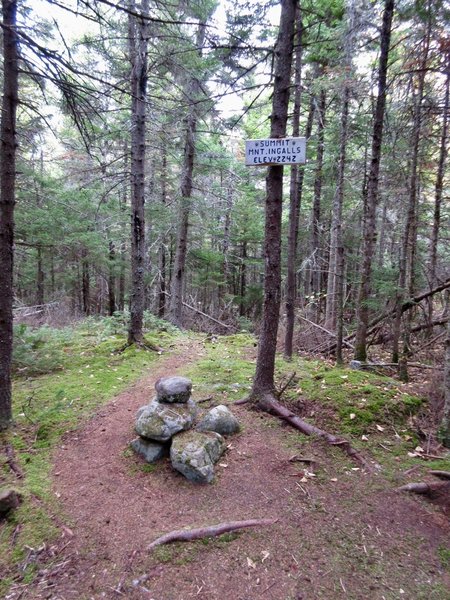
[155,376,192,404]
[197,405,240,435]
[349,360,362,370]
[130,438,169,463]
[0,489,21,517]
[135,398,197,442]
[170,430,225,484]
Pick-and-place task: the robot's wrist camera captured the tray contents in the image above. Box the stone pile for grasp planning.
[131,376,240,483]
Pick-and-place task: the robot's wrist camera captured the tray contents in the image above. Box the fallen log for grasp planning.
[255,393,379,472]
[147,518,276,552]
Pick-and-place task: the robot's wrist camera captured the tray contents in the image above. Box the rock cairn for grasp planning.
[131,376,240,484]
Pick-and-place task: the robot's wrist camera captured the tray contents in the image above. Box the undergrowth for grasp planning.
[0,314,183,595]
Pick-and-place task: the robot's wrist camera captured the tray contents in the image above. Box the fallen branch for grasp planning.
[147,519,276,552]
[397,481,450,496]
[255,393,379,472]
[4,444,23,479]
[277,372,297,399]
[298,316,355,349]
[182,301,234,330]
[430,470,450,480]
[354,362,442,371]
[323,278,450,354]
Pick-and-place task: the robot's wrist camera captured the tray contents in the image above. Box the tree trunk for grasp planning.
[157,144,168,318]
[168,22,206,327]
[354,0,394,362]
[442,320,450,448]
[108,241,116,316]
[128,0,150,344]
[428,68,449,320]
[251,0,296,399]
[239,241,247,317]
[284,6,303,360]
[0,0,18,431]
[82,254,90,315]
[36,246,45,306]
[393,21,430,380]
[309,85,326,323]
[325,83,350,331]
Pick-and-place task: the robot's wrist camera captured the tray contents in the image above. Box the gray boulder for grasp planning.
[130,437,168,463]
[170,431,225,484]
[0,488,21,517]
[135,398,197,442]
[197,405,240,435]
[155,376,192,404]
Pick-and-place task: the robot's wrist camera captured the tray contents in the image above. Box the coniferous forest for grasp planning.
[1,1,450,598]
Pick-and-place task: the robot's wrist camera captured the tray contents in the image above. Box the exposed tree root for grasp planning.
[429,470,450,480]
[254,393,380,472]
[3,442,23,479]
[147,518,276,552]
[114,340,162,354]
[397,481,450,496]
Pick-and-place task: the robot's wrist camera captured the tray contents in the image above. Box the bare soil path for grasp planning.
[11,338,450,600]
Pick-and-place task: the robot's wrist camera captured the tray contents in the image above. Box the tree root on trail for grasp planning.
[114,340,162,354]
[397,481,450,496]
[254,393,380,472]
[147,519,276,552]
[429,470,450,480]
[3,442,23,479]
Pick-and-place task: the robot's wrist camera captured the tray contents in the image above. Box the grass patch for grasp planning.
[184,334,256,402]
[1,315,183,593]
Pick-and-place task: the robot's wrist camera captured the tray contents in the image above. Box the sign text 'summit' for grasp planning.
[245,137,306,166]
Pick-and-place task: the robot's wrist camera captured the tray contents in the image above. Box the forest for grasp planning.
[1,0,450,598]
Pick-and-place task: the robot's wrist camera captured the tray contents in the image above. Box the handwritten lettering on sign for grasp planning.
[245,137,306,166]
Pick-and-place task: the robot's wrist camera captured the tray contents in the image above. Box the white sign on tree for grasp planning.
[245,137,306,166]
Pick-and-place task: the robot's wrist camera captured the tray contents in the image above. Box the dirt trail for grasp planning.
[11,339,450,600]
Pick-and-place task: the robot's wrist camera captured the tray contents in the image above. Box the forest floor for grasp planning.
[2,332,450,600]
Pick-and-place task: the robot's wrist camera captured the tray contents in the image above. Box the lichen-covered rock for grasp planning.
[197,405,240,435]
[170,430,225,484]
[155,376,192,404]
[135,398,197,442]
[130,437,168,463]
[0,488,21,517]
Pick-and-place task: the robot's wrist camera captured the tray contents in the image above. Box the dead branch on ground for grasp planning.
[147,518,276,552]
[254,393,380,472]
[4,443,23,479]
[430,470,450,480]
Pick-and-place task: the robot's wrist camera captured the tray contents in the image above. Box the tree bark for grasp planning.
[36,246,45,306]
[442,320,450,448]
[309,85,326,323]
[354,0,394,361]
[428,68,449,321]
[0,0,18,431]
[157,144,167,318]
[393,20,430,381]
[108,241,116,316]
[128,0,150,344]
[168,22,206,327]
[251,0,297,399]
[325,83,350,331]
[284,6,303,360]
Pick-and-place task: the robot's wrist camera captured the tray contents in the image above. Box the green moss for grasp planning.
[184,334,255,402]
[438,546,450,571]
